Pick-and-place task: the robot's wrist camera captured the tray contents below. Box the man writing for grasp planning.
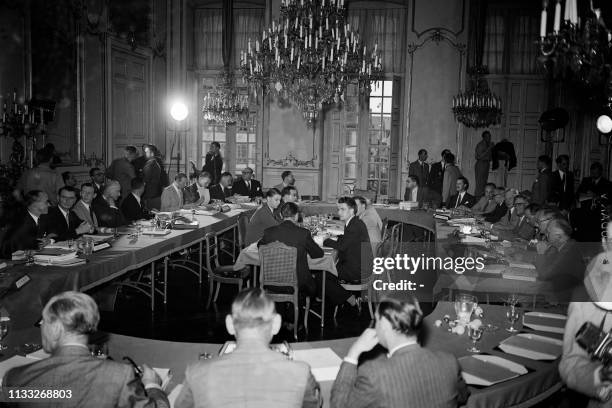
[183,172,212,206]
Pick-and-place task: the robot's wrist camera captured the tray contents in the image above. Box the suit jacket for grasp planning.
[174,342,319,408]
[470,196,497,214]
[359,207,383,253]
[408,161,430,187]
[39,206,83,241]
[183,183,211,205]
[209,184,232,202]
[532,168,553,205]
[441,165,462,205]
[514,215,536,240]
[72,200,98,228]
[273,183,301,200]
[160,184,183,212]
[202,153,223,185]
[121,193,152,222]
[484,202,508,223]
[232,178,263,198]
[535,239,585,297]
[1,211,41,257]
[493,207,520,230]
[107,157,136,198]
[3,345,169,408]
[93,182,105,197]
[331,344,469,408]
[245,204,281,245]
[92,195,127,228]
[429,161,444,195]
[403,186,442,209]
[132,156,147,178]
[259,220,324,295]
[143,158,163,199]
[446,192,476,209]
[323,217,372,282]
[551,170,575,210]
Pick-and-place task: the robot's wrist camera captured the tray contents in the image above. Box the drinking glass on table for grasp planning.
[506,305,521,333]
[454,294,477,325]
[0,317,9,351]
[467,325,484,353]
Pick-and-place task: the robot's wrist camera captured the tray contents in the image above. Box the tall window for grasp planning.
[367,80,392,196]
[234,116,257,172]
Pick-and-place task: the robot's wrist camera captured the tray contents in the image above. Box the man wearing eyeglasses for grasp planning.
[40,186,93,240]
[492,195,535,241]
[232,167,263,199]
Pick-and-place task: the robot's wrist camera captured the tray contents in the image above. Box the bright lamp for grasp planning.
[597,114,612,134]
[170,101,188,121]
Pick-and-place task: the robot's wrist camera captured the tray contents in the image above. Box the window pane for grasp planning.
[236,132,247,143]
[369,130,381,145]
[379,147,390,162]
[369,147,379,160]
[346,129,358,146]
[382,98,392,113]
[368,164,378,178]
[369,97,383,114]
[216,130,226,142]
[370,116,382,130]
[344,146,357,162]
[370,81,383,96]
[380,165,389,179]
[344,163,357,179]
[382,114,391,131]
[383,80,393,94]
[248,132,256,143]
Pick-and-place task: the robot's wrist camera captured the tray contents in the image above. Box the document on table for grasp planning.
[293,348,342,382]
[168,384,184,407]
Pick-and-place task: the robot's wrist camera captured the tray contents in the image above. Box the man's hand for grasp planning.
[75,221,92,235]
[346,328,379,361]
[140,364,161,387]
[536,240,551,255]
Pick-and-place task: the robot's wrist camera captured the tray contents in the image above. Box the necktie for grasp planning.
[247,181,251,190]
[89,207,95,224]
[456,194,461,208]
[65,212,70,227]
[508,210,511,222]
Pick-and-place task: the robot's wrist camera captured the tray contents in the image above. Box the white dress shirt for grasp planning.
[455,191,465,208]
[410,187,419,202]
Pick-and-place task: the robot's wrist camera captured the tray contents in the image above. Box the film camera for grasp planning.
[576,322,612,365]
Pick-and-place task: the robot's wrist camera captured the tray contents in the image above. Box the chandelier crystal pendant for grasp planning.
[452,66,502,129]
[202,71,250,125]
[239,0,383,125]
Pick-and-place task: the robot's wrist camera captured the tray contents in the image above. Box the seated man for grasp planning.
[160,173,188,212]
[92,181,127,228]
[232,167,263,199]
[40,186,93,240]
[183,172,211,206]
[446,177,475,209]
[3,291,169,407]
[470,182,497,215]
[73,183,99,230]
[354,195,382,254]
[2,190,50,256]
[209,172,234,202]
[245,188,282,245]
[331,296,469,408]
[273,170,300,199]
[404,175,441,209]
[122,178,153,222]
[492,195,534,241]
[492,194,527,231]
[174,288,320,408]
[482,188,508,223]
[323,197,372,306]
[534,207,563,240]
[259,202,323,297]
[275,186,301,221]
[535,218,585,300]
[89,167,106,196]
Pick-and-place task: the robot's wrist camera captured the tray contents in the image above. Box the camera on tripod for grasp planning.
[576,322,612,365]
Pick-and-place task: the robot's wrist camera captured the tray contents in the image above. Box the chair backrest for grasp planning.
[258,241,298,288]
[237,213,250,249]
[380,217,389,240]
[354,189,376,203]
[389,223,402,254]
[204,232,220,272]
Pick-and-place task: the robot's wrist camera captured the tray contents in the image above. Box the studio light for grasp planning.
[597,114,612,134]
[170,101,188,122]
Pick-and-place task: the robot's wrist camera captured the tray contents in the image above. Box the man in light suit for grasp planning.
[73,183,99,230]
[161,173,188,212]
[174,288,320,408]
[354,196,382,254]
[2,291,169,408]
[532,155,553,205]
[441,153,462,205]
[445,177,475,209]
[232,167,263,199]
[408,149,430,188]
[331,296,469,408]
[245,188,282,245]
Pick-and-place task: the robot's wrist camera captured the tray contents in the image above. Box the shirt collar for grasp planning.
[28,211,39,224]
[558,169,565,176]
[61,342,90,350]
[345,215,354,226]
[387,340,418,358]
[80,200,90,210]
[58,206,69,218]
[132,193,141,204]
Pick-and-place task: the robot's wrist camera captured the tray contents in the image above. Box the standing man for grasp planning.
[474,131,493,197]
[202,141,223,185]
[441,153,461,205]
[232,167,263,199]
[106,145,137,199]
[142,144,163,210]
[532,155,553,205]
[61,171,78,188]
[429,149,450,198]
[209,172,234,202]
[551,154,575,211]
[161,173,188,212]
[73,183,99,230]
[408,149,430,188]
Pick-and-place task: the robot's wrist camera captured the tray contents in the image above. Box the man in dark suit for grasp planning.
[532,155,553,205]
[551,154,574,211]
[89,167,105,197]
[2,190,50,257]
[429,149,450,197]
[93,181,127,228]
[174,288,319,408]
[121,178,153,222]
[408,149,430,188]
[142,144,164,210]
[3,291,169,407]
[202,141,223,184]
[483,188,509,223]
[331,296,469,408]
[245,188,282,245]
[183,172,211,205]
[209,172,234,202]
[446,177,475,209]
[40,186,93,240]
[232,167,263,199]
[259,202,323,296]
[573,161,612,242]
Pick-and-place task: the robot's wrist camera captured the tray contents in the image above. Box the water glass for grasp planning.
[83,238,94,256]
[0,318,9,351]
[454,294,477,325]
[467,326,484,352]
[89,343,108,359]
[506,305,521,333]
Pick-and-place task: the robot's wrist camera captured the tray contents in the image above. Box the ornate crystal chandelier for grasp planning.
[239,0,383,125]
[538,0,612,106]
[452,66,502,129]
[202,72,249,124]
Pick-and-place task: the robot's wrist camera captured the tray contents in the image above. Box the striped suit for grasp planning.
[331,344,469,408]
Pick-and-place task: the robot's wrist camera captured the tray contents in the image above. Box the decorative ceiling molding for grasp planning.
[406,29,466,56]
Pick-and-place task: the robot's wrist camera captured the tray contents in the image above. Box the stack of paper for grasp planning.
[459,355,527,386]
[499,333,563,360]
[34,249,78,264]
[293,348,342,382]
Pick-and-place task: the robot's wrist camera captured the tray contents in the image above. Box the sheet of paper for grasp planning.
[293,348,342,382]
[168,384,184,408]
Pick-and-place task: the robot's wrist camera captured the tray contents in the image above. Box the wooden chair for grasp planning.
[204,232,251,309]
[259,241,310,340]
[237,212,250,250]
